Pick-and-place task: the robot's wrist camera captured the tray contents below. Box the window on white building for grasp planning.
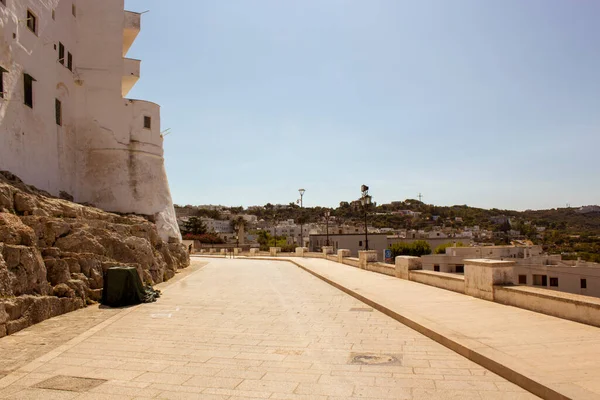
[533,274,547,286]
[581,279,587,289]
[67,52,73,71]
[26,10,37,34]
[52,9,55,20]
[55,99,62,126]
[144,116,151,129]
[549,277,559,287]
[72,3,76,17]
[58,42,65,65]
[0,66,6,98]
[23,73,35,108]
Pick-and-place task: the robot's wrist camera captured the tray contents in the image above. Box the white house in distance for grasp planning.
[0,0,180,241]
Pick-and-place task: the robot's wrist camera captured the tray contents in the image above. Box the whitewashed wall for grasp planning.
[0,0,181,241]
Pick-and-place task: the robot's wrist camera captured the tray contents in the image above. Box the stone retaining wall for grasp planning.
[0,172,190,338]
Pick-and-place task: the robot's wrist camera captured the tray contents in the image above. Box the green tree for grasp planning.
[389,240,431,258]
[183,217,207,235]
[434,242,464,254]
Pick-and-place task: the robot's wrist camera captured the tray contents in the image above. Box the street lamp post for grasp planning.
[360,185,372,251]
[325,210,331,247]
[298,188,305,247]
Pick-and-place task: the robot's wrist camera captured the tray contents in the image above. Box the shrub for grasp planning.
[389,240,431,258]
[434,241,465,254]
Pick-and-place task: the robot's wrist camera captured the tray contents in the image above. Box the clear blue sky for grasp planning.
[124,0,600,211]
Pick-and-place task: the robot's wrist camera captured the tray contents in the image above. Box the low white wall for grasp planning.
[342,257,360,268]
[365,262,395,277]
[494,286,600,328]
[410,270,465,294]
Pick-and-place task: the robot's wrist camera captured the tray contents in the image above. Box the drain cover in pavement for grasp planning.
[350,353,400,365]
[349,307,373,312]
[34,375,107,392]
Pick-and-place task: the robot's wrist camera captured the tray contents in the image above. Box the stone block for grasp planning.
[358,250,378,268]
[233,248,241,255]
[295,247,309,256]
[249,248,259,255]
[220,249,227,255]
[322,246,334,255]
[269,247,281,256]
[395,256,422,280]
[464,259,515,301]
[337,249,351,263]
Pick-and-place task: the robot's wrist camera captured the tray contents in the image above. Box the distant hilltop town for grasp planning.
[175,200,600,264]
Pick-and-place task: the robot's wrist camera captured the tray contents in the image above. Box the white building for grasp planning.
[201,218,233,234]
[0,0,180,241]
[421,245,600,298]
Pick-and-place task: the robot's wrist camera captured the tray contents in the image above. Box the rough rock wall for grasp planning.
[0,172,189,338]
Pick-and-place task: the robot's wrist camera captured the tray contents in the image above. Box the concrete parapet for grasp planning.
[233,248,241,255]
[270,247,281,256]
[209,248,216,254]
[249,248,259,255]
[464,259,515,301]
[220,249,227,255]
[358,250,378,268]
[295,247,309,256]
[395,256,422,279]
[322,246,334,255]
[494,285,600,328]
[337,249,350,263]
[410,270,465,294]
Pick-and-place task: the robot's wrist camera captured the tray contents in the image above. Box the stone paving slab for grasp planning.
[0,261,208,380]
[273,256,600,400]
[0,258,535,399]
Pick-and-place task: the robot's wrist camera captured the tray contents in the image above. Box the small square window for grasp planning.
[518,275,527,285]
[55,99,62,126]
[581,279,587,289]
[455,265,464,274]
[434,265,440,272]
[67,52,73,71]
[143,116,151,129]
[58,42,65,65]
[358,240,362,247]
[26,10,37,34]
[549,277,559,287]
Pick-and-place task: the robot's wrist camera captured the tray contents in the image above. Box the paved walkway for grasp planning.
[0,258,535,399]
[277,256,600,400]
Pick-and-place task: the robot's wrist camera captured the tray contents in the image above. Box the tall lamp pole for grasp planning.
[298,188,305,247]
[325,210,331,246]
[360,185,372,251]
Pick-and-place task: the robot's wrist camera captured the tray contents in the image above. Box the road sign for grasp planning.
[384,249,393,264]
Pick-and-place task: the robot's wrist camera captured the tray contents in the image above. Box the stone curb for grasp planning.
[245,256,568,400]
